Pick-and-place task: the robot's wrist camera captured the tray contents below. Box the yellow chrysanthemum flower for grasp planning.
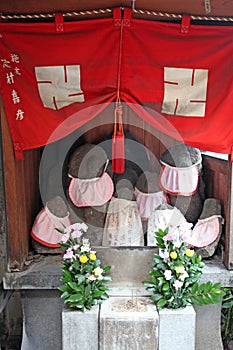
[170,251,177,260]
[90,253,97,261]
[185,249,195,258]
[79,255,88,263]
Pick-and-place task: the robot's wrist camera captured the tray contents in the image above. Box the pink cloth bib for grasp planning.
[68,172,114,207]
[134,187,168,221]
[31,205,70,247]
[159,161,200,196]
[184,215,223,248]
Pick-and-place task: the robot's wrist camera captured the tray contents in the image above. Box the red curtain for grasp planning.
[120,9,233,155]
[0,13,120,156]
[0,8,233,157]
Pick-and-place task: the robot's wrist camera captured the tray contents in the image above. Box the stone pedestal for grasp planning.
[62,305,99,350]
[195,303,223,350]
[20,290,63,350]
[158,305,196,350]
[99,297,159,350]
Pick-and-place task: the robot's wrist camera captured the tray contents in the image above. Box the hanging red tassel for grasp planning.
[112,100,125,174]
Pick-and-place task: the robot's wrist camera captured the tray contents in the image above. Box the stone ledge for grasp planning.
[3,253,233,291]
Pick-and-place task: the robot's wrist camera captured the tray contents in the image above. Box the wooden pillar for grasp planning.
[1,106,41,270]
[225,161,233,269]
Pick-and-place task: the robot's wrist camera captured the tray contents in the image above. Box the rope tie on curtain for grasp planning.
[112,12,125,174]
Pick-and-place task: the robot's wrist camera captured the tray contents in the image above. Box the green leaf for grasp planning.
[68,282,79,291]
[77,275,86,285]
[156,237,165,246]
[189,296,204,306]
[151,293,163,302]
[222,301,233,308]
[101,276,112,283]
[157,298,167,307]
[142,281,155,288]
[162,283,170,292]
[204,281,213,293]
[61,291,71,300]
[85,283,91,298]
[153,256,163,264]
[58,284,68,292]
[93,291,104,298]
[61,269,72,283]
[67,293,83,303]
[191,282,199,294]
[103,266,111,273]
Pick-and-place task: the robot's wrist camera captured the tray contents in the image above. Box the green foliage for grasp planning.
[221,288,233,348]
[58,223,111,312]
[142,227,225,309]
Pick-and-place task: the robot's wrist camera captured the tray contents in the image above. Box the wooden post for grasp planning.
[1,106,41,270]
[225,161,233,269]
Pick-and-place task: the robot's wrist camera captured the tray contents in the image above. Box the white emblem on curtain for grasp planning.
[162,67,208,117]
[35,65,85,110]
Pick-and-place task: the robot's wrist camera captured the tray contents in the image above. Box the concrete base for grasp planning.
[62,305,99,350]
[158,306,196,350]
[99,297,159,350]
[3,256,231,350]
[195,303,223,350]
[20,290,63,350]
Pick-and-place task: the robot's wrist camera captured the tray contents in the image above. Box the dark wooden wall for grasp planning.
[202,155,232,269]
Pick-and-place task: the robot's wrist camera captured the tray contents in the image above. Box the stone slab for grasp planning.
[158,305,196,350]
[62,305,99,350]
[3,255,233,290]
[99,297,159,350]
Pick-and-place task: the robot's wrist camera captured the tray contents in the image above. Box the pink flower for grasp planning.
[159,249,169,262]
[63,249,75,260]
[72,230,83,239]
[164,232,175,241]
[64,223,88,238]
[88,274,96,281]
[61,233,69,243]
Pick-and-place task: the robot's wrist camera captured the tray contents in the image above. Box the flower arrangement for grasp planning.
[58,223,111,312]
[142,226,225,309]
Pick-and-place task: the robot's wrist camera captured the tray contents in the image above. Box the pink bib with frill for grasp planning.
[134,187,167,221]
[68,172,114,207]
[31,205,71,247]
[184,215,223,248]
[159,161,200,196]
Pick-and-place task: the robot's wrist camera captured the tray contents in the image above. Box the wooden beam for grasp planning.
[0,0,232,17]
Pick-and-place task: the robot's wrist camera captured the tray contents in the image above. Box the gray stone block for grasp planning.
[158,306,196,350]
[195,303,223,350]
[20,290,63,350]
[62,305,99,350]
[99,297,159,350]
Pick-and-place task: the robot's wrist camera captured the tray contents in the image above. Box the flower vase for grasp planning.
[158,305,196,350]
[62,304,99,350]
